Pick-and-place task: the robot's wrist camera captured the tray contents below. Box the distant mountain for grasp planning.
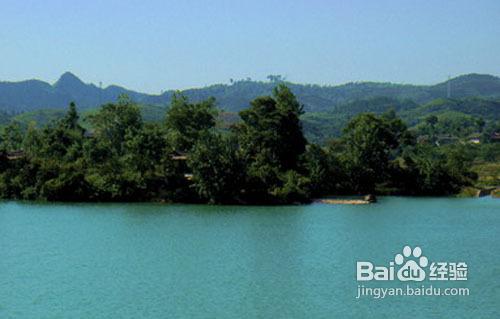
[1,72,500,113]
[0,72,164,113]
[167,73,500,112]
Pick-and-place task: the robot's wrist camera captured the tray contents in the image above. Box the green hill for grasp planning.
[5,95,499,145]
[2,72,500,113]
[401,97,500,123]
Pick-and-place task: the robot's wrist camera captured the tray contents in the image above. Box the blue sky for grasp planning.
[1,0,499,93]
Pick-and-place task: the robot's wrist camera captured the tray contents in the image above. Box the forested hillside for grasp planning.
[2,96,499,145]
[1,72,500,113]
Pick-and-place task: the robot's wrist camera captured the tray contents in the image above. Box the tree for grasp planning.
[188,132,243,203]
[394,143,477,195]
[1,121,23,152]
[85,96,144,200]
[165,94,218,152]
[274,84,307,169]
[302,144,342,196]
[88,95,142,156]
[444,144,477,189]
[63,102,81,131]
[122,123,185,200]
[22,122,42,157]
[267,74,285,83]
[237,85,306,170]
[341,113,409,193]
[234,85,308,202]
[20,103,92,201]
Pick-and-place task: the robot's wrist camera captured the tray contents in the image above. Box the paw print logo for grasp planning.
[395,246,428,282]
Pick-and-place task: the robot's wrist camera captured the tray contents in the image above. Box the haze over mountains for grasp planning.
[1,72,500,113]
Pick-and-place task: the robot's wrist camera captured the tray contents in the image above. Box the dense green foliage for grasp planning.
[301,96,500,143]
[232,85,309,203]
[5,95,497,147]
[165,94,218,152]
[0,85,489,204]
[339,111,413,193]
[188,133,243,203]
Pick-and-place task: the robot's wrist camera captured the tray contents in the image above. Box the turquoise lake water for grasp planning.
[1,197,499,318]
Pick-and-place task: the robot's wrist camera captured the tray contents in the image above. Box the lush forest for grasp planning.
[1,85,492,204]
[302,96,500,143]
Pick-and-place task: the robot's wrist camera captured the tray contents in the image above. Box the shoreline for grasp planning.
[1,191,499,206]
[317,199,372,205]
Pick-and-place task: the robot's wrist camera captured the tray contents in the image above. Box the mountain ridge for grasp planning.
[1,72,500,113]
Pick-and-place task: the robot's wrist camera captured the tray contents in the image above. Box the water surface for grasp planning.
[1,197,499,318]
